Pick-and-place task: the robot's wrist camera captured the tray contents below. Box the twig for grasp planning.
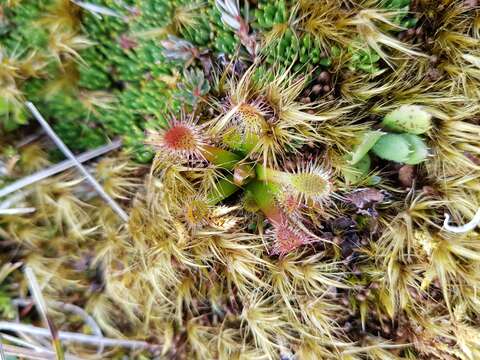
[0,191,31,209]
[24,267,65,360]
[0,334,5,360]
[25,102,128,222]
[15,131,44,148]
[14,298,105,355]
[0,332,48,353]
[0,322,157,350]
[0,207,36,215]
[443,208,480,233]
[71,0,123,19]
[1,342,82,360]
[0,140,122,199]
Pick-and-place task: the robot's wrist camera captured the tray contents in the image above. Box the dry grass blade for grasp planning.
[0,139,122,199]
[71,0,123,18]
[0,332,49,354]
[443,208,480,233]
[0,207,36,215]
[24,266,65,360]
[25,102,128,222]
[13,298,105,355]
[0,263,22,284]
[0,322,157,350]
[0,335,5,360]
[1,343,56,360]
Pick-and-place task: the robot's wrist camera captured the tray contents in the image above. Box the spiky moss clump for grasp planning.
[253,0,332,72]
[0,0,88,131]
[0,143,145,356]
[105,52,480,358]
[283,1,424,75]
[0,0,49,52]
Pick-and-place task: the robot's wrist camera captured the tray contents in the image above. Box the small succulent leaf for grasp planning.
[401,134,429,165]
[343,154,371,185]
[382,105,432,134]
[371,133,411,163]
[349,130,384,165]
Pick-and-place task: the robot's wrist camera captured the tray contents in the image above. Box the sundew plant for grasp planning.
[1,0,480,359]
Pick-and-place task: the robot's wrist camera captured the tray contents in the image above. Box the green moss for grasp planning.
[253,0,287,30]
[0,288,15,320]
[262,28,331,72]
[348,44,381,73]
[381,0,417,28]
[0,0,48,51]
[53,120,107,151]
[0,98,28,132]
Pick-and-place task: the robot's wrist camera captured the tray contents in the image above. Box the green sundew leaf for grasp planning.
[401,134,429,165]
[371,133,411,163]
[349,130,385,165]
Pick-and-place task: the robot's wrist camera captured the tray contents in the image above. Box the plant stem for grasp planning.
[26,102,128,222]
[245,180,283,223]
[24,267,65,360]
[255,165,290,184]
[202,145,242,170]
[207,176,241,205]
